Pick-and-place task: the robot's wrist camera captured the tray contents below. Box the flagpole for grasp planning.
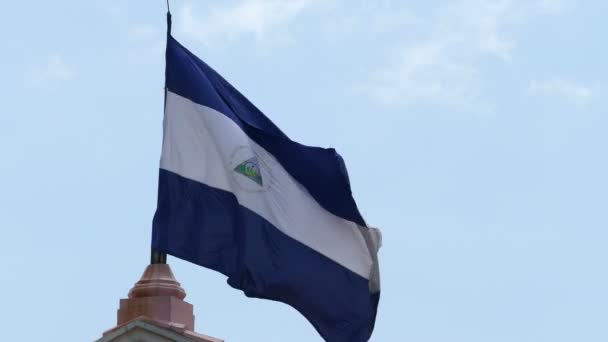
[152,0,172,266]
[166,0,172,36]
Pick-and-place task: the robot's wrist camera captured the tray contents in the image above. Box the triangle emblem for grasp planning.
[234,157,263,186]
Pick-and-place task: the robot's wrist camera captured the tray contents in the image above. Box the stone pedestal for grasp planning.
[98,263,222,342]
[117,264,195,331]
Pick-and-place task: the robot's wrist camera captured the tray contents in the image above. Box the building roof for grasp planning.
[98,316,222,342]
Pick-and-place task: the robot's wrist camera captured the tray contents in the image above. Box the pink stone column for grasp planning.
[117,263,195,331]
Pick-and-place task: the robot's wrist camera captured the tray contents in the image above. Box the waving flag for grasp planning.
[152,14,381,342]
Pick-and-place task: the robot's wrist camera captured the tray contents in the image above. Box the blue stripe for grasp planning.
[152,169,379,342]
[165,36,366,227]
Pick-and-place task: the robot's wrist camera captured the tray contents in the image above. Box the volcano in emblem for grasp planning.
[234,157,263,186]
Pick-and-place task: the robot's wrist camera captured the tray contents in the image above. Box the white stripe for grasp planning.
[161,91,374,279]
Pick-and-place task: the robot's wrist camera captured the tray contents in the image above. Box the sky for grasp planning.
[1,0,606,341]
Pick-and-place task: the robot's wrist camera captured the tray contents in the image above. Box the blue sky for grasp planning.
[1,0,606,341]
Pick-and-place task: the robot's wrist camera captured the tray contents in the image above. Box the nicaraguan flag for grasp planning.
[152,23,381,342]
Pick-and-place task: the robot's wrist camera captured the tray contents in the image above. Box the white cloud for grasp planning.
[175,0,321,47]
[100,0,123,17]
[438,0,515,61]
[360,0,517,110]
[127,25,161,42]
[320,1,418,42]
[363,40,481,106]
[526,79,596,105]
[359,0,571,110]
[125,25,166,62]
[24,54,74,89]
[537,0,572,14]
